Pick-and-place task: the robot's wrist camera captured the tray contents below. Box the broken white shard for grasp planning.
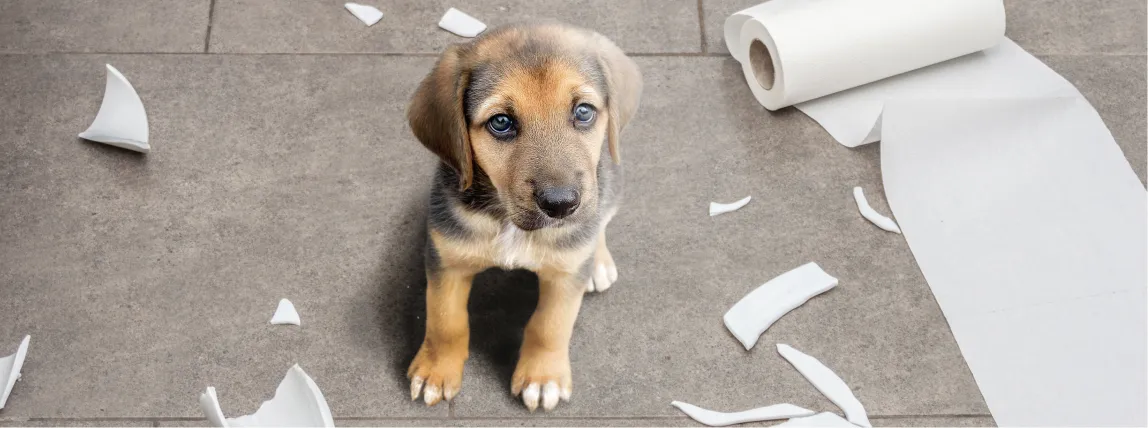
[671,401,815,427]
[199,364,334,427]
[724,263,838,350]
[777,344,871,428]
[709,196,751,216]
[852,187,900,234]
[776,412,858,427]
[438,8,486,38]
[270,298,301,326]
[344,3,383,26]
[0,335,30,409]
[78,64,149,153]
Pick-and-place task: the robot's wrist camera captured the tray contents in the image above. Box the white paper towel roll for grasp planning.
[726,0,1006,110]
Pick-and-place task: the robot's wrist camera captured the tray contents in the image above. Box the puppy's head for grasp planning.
[408,23,642,231]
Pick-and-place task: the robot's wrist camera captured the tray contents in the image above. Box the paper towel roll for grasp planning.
[727,0,1006,110]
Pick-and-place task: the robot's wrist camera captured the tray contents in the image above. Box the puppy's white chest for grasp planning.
[494,224,541,269]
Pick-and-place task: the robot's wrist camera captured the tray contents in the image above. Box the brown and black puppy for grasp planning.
[405,23,642,412]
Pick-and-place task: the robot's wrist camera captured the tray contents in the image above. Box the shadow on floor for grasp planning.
[368,196,540,390]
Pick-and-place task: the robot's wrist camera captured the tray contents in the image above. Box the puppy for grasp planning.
[405,23,642,412]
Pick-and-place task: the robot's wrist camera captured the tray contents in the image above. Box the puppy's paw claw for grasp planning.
[511,352,572,412]
[407,343,465,406]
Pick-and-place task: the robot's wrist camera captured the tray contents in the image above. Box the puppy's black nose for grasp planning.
[534,186,580,219]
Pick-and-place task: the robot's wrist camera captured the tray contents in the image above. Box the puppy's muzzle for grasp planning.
[533,186,580,219]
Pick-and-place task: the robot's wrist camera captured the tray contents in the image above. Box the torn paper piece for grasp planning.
[270,298,301,326]
[438,8,486,38]
[344,3,383,26]
[78,64,150,153]
[200,364,335,427]
[0,335,30,409]
[881,98,1147,426]
[777,344,870,428]
[852,187,900,234]
[776,412,857,427]
[671,401,815,427]
[724,263,838,350]
[709,196,751,216]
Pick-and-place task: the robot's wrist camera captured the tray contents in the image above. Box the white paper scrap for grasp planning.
[709,196,751,216]
[79,64,150,153]
[881,97,1148,427]
[776,412,857,427]
[0,335,30,409]
[723,262,838,350]
[777,344,870,428]
[344,3,383,26]
[852,187,900,233]
[671,401,815,427]
[199,364,335,427]
[438,8,486,38]
[270,298,301,326]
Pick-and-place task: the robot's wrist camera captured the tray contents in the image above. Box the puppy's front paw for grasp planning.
[586,241,618,293]
[510,350,572,412]
[408,342,466,406]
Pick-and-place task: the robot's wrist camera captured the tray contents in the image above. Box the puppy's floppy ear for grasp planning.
[408,45,474,190]
[593,34,643,164]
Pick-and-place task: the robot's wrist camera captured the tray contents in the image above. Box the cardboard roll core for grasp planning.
[749,39,775,90]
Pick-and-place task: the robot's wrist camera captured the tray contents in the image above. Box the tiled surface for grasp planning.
[0,421,153,427]
[699,0,758,54]
[155,415,997,426]
[0,0,1144,425]
[209,0,701,53]
[1041,55,1148,184]
[874,416,997,427]
[0,54,446,419]
[1005,0,1147,55]
[3,415,998,427]
[0,0,211,53]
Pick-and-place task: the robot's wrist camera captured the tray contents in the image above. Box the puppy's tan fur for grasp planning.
[405,23,641,411]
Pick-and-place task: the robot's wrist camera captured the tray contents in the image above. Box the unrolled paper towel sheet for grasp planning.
[726,0,1148,425]
[881,98,1147,426]
[798,39,1079,147]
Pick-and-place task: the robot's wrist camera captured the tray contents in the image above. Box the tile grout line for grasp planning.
[696,0,707,53]
[0,51,1144,58]
[5,414,995,422]
[0,51,727,57]
[203,0,218,53]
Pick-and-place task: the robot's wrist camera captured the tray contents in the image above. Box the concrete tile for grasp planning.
[157,417,695,427]
[158,419,451,427]
[0,0,210,53]
[0,54,447,419]
[1005,0,1147,55]
[209,0,701,54]
[0,421,153,427]
[157,416,998,427]
[700,0,759,54]
[704,0,1148,55]
[1041,54,1147,184]
[873,416,996,427]
[331,418,696,427]
[449,57,990,418]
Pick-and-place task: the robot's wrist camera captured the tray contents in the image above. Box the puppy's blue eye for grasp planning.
[573,104,596,124]
[487,114,515,137]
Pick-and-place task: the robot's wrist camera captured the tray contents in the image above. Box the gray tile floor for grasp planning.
[0,0,1143,426]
